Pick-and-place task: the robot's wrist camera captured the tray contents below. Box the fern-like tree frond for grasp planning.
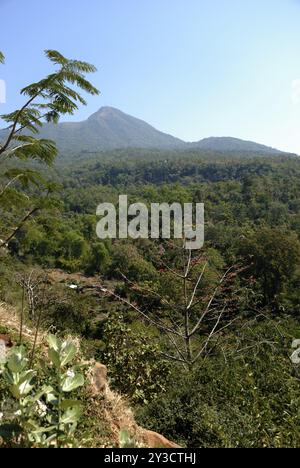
[0,49,99,247]
[0,49,100,158]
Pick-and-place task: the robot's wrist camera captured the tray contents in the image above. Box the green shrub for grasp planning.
[101,314,171,404]
[0,335,85,448]
[136,318,300,448]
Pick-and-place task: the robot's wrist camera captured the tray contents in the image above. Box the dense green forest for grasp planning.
[2,145,300,447]
[1,48,300,449]
[9,149,300,308]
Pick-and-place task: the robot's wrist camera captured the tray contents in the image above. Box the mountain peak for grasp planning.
[88,106,125,121]
[90,106,122,116]
[1,106,288,155]
[36,106,185,152]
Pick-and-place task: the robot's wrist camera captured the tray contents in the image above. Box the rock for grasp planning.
[0,334,12,362]
[91,363,108,393]
[88,362,181,449]
[0,334,13,348]
[141,429,181,449]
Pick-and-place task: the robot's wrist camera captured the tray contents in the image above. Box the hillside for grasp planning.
[1,143,300,448]
[1,107,291,156]
[190,136,284,154]
[26,107,186,153]
[0,301,180,449]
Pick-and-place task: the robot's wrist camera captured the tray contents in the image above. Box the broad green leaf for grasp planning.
[60,406,82,425]
[18,370,36,386]
[41,385,55,395]
[31,425,57,434]
[62,373,84,392]
[18,380,35,396]
[38,385,57,405]
[48,348,61,368]
[7,370,35,398]
[24,419,40,431]
[47,334,60,352]
[10,380,34,399]
[46,392,58,405]
[60,342,77,366]
[7,348,27,373]
[3,369,17,385]
[60,399,82,410]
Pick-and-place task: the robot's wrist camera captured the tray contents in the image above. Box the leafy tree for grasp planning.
[109,243,157,281]
[102,313,171,404]
[85,242,111,276]
[0,49,99,247]
[239,227,300,309]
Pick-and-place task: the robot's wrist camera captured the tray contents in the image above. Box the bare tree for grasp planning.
[16,270,48,321]
[82,243,242,370]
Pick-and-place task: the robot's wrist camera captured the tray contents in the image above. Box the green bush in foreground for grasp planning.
[0,335,84,448]
[136,318,300,448]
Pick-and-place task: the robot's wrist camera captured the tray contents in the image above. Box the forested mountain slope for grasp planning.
[1,107,292,157]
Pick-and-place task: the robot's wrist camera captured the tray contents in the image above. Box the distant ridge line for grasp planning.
[0,106,295,156]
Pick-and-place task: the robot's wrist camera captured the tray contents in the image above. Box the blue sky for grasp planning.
[1,0,300,152]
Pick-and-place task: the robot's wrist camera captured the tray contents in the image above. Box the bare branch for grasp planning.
[187,262,208,310]
[0,207,39,247]
[0,94,38,155]
[193,307,226,363]
[165,331,188,363]
[103,287,185,338]
[189,267,234,338]
[160,352,188,365]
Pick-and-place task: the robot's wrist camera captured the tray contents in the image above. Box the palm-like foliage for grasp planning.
[0,49,99,246]
[0,49,99,162]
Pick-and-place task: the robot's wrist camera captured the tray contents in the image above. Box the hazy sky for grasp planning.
[1,0,300,153]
